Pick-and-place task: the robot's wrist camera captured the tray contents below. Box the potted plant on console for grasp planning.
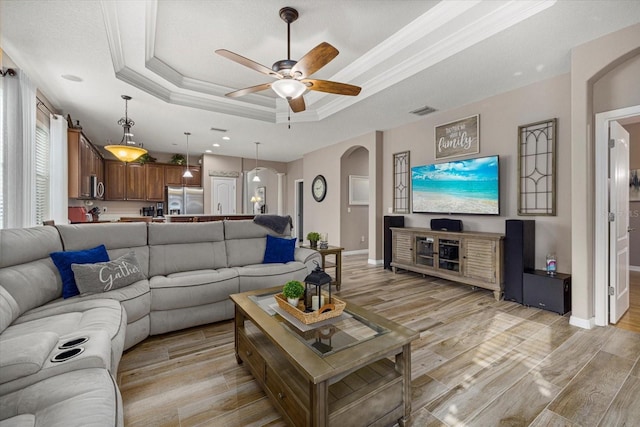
[307,231,320,249]
[282,280,305,307]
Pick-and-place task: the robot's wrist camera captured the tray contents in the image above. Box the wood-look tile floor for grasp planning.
[119,255,640,426]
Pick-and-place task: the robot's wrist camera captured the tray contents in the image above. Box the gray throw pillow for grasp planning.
[71,251,145,295]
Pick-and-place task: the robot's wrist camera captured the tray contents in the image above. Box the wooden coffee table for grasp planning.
[230,287,418,426]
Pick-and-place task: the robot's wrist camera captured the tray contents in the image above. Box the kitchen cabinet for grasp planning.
[104,160,145,201]
[68,128,104,199]
[125,163,146,200]
[105,161,201,201]
[391,227,504,300]
[145,163,165,201]
[164,165,184,187]
[165,164,202,187]
[104,161,125,200]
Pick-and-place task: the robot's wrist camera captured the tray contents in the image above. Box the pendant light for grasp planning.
[182,132,193,178]
[105,95,147,163]
[252,142,261,182]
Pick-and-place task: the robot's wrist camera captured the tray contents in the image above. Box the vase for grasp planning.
[310,240,318,249]
[287,297,299,307]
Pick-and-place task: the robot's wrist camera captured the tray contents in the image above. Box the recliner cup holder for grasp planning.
[51,347,84,363]
[58,336,89,349]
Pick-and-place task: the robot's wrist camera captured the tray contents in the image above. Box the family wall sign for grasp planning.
[435,115,479,159]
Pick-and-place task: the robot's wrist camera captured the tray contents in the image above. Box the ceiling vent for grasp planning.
[410,105,437,116]
[210,127,228,133]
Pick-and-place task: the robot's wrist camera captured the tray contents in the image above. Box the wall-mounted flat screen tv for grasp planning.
[411,155,500,215]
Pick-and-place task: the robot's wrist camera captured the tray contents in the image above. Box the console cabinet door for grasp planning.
[392,230,413,266]
[462,238,497,283]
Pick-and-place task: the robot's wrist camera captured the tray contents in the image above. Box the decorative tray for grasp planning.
[274,293,346,325]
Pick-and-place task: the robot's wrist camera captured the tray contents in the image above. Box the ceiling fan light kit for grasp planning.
[215,6,361,113]
[271,79,306,99]
[105,95,148,163]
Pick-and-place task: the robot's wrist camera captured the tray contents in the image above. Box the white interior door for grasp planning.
[211,177,236,215]
[609,121,631,323]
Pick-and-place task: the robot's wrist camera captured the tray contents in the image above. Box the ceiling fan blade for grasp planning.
[302,79,361,96]
[216,49,282,78]
[288,96,306,113]
[225,83,273,98]
[291,42,339,79]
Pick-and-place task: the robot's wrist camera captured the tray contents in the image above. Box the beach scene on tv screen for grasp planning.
[412,156,499,215]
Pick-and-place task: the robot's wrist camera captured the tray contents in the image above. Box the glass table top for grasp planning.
[249,291,389,357]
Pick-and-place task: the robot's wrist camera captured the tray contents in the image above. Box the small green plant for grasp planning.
[282,280,304,299]
[170,153,186,165]
[306,232,320,242]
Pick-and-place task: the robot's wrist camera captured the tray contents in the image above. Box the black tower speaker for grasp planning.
[384,215,405,270]
[504,220,535,303]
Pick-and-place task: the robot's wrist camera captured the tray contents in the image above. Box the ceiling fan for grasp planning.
[215,6,361,113]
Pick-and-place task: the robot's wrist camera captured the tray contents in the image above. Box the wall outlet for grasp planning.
[388,207,393,213]
[347,207,351,213]
[361,235,365,242]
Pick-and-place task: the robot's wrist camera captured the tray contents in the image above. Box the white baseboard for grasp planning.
[368,259,383,266]
[343,249,368,256]
[569,315,596,329]
[630,265,640,272]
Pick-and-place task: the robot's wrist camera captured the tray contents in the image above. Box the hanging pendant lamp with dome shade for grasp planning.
[252,142,261,183]
[105,95,147,163]
[183,132,193,178]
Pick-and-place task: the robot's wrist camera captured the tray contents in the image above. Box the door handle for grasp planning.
[628,227,636,233]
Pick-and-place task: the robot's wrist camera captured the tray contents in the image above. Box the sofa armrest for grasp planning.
[294,247,322,274]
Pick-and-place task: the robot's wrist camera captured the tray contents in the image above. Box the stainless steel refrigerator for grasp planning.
[166,186,204,215]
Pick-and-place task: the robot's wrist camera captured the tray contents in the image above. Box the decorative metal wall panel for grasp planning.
[393,151,410,214]
[518,119,557,216]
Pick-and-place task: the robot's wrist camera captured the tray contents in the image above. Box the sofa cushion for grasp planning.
[5,299,126,375]
[224,220,291,267]
[0,330,112,396]
[0,368,123,427]
[148,222,227,277]
[50,245,110,298]
[263,235,297,264]
[149,268,239,311]
[235,262,308,293]
[0,332,58,384]
[0,227,64,333]
[72,251,145,295]
[55,222,150,277]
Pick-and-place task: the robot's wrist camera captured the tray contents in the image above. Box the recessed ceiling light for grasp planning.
[513,71,523,76]
[213,143,220,147]
[205,149,212,153]
[222,136,230,141]
[61,74,83,82]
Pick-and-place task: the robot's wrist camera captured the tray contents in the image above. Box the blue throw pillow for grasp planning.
[50,245,110,298]
[263,235,297,264]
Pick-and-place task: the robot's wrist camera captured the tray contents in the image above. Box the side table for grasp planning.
[301,245,344,290]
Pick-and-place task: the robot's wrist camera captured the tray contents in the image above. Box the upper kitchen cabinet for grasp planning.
[145,163,165,201]
[68,128,104,199]
[165,164,201,187]
[104,160,146,201]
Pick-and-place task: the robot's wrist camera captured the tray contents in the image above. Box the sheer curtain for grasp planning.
[49,114,68,224]
[1,69,36,228]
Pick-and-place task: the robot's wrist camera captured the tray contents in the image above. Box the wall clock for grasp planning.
[312,175,327,202]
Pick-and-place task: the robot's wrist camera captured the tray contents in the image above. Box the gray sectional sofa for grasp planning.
[0,219,320,426]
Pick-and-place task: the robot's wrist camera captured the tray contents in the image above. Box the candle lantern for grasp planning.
[303,261,332,311]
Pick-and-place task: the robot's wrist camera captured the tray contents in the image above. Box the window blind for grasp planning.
[35,122,50,226]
